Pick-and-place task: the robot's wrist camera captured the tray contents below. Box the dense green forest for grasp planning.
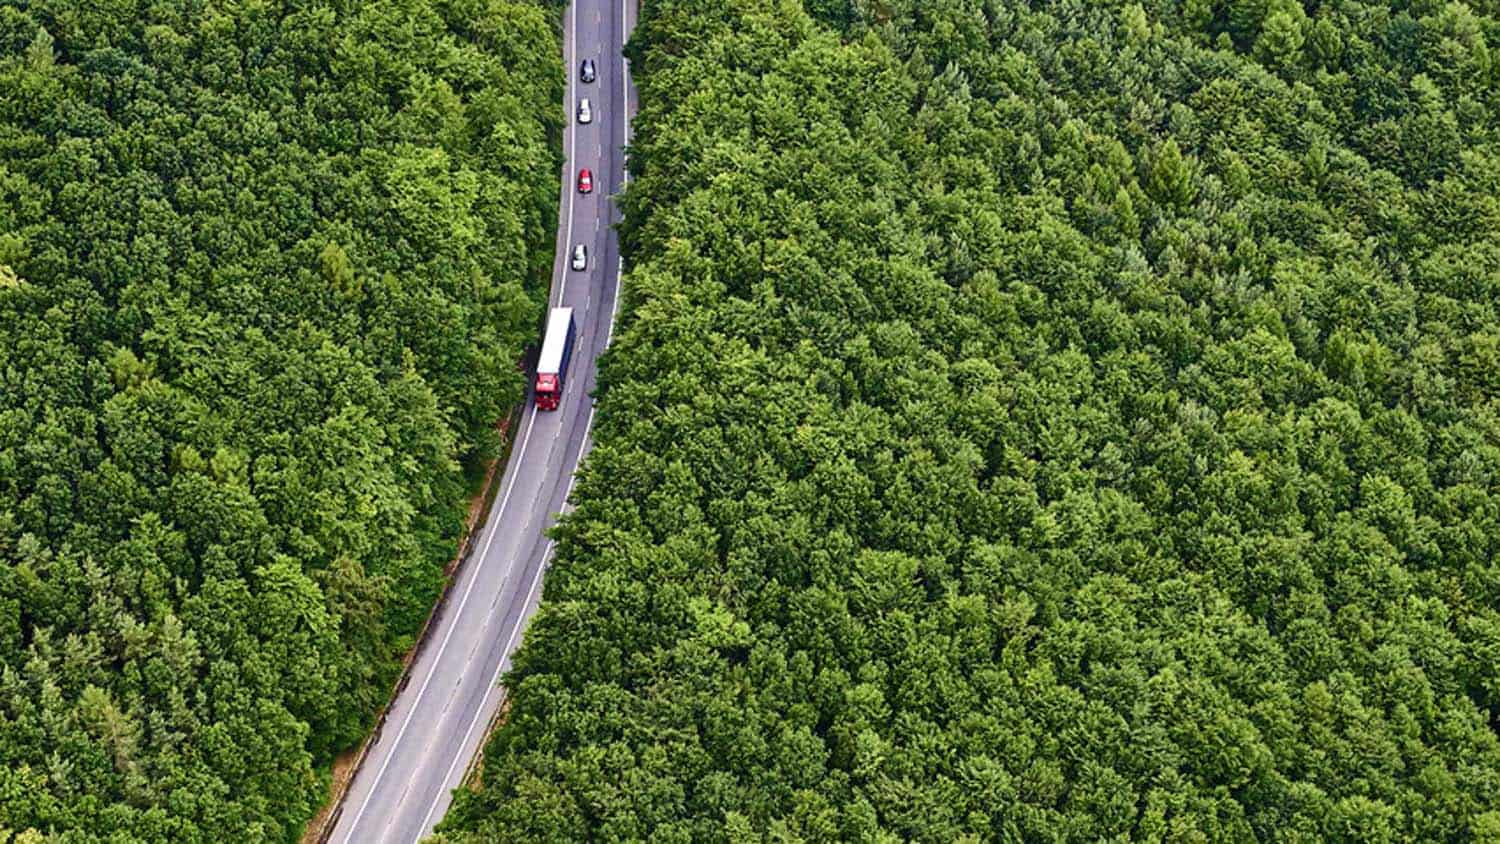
[441,0,1500,839]
[0,0,560,838]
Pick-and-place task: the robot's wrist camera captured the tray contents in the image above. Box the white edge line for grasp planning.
[335,408,538,841]
[412,537,557,840]
[558,1,577,305]
[620,0,629,186]
[413,415,591,840]
[607,0,628,347]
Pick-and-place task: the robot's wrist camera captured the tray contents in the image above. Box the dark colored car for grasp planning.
[580,59,596,83]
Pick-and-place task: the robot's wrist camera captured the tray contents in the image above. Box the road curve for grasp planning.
[328,0,635,841]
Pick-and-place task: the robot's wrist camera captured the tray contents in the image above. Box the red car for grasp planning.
[577,168,593,194]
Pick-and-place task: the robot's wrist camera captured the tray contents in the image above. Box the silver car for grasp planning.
[571,244,588,271]
[577,98,592,124]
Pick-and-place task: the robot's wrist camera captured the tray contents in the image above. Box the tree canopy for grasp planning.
[0,0,561,839]
[440,0,1500,839]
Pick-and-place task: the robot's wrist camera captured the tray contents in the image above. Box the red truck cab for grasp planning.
[534,307,576,411]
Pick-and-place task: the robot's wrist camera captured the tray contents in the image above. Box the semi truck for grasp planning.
[535,307,576,411]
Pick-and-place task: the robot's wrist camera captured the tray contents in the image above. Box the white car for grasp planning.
[571,244,588,271]
[577,98,592,124]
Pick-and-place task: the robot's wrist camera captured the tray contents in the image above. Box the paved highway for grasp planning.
[328,0,635,841]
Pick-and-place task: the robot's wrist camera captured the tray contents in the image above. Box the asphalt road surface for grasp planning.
[329,1,635,840]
